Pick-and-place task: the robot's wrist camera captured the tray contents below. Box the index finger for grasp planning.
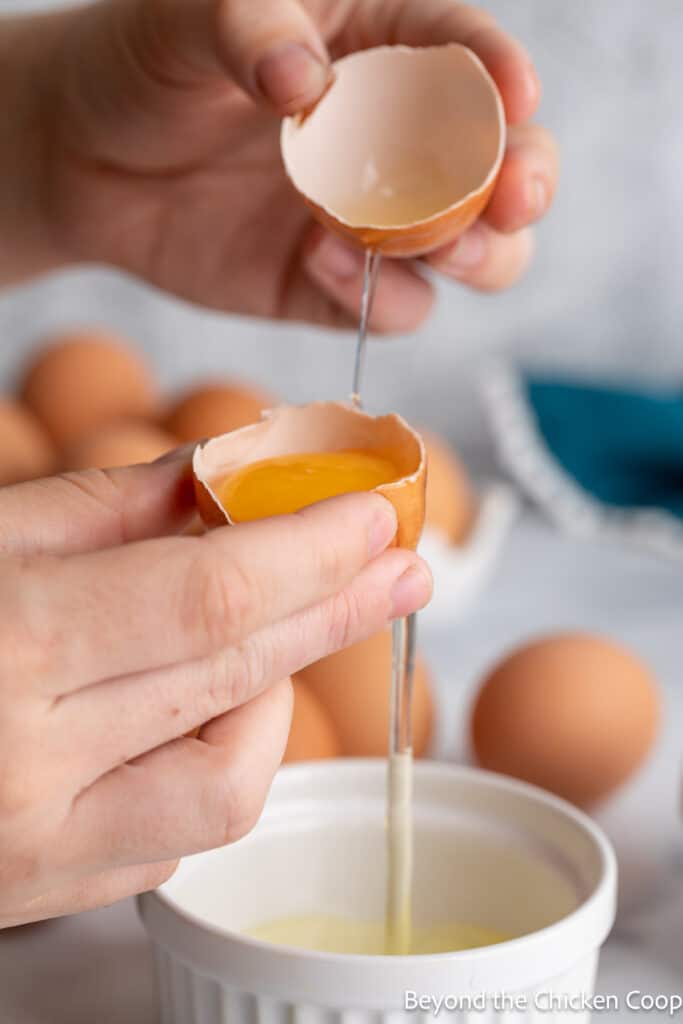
[341,0,540,124]
[19,492,397,695]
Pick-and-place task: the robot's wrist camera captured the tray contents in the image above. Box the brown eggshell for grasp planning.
[0,398,58,485]
[21,330,158,447]
[283,678,342,763]
[64,421,178,470]
[192,401,426,550]
[421,428,477,545]
[298,630,434,758]
[164,381,276,443]
[470,632,660,807]
[281,45,505,257]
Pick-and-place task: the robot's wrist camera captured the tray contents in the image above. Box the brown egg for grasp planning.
[164,382,275,443]
[0,398,58,485]
[21,330,157,447]
[298,630,434,758]
[64,421,178,470]
[283,678,342,763]
[281,44,505,257]
[470,632,660,807]
[421,428,477,544]
[193,401,426,550]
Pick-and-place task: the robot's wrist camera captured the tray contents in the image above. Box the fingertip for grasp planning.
[389,558,434,619]
[254,42,331,116]
[428,221,535,293]
[296,489,398,559]
[427,222,488,277]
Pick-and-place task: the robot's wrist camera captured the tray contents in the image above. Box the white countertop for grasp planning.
[2,513,682,1022]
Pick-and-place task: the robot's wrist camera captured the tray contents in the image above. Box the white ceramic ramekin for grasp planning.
[139,760,616,1024]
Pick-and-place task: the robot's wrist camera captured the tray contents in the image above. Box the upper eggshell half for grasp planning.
[281,44,506,258]
[193,401,426,550]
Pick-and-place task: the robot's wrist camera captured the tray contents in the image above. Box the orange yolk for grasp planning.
[216,449,400,523]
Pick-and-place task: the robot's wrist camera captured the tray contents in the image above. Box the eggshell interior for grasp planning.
[193,402,425,550]
[282,44,505,230]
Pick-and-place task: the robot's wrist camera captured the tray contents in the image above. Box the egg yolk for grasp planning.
[216,449,400,523]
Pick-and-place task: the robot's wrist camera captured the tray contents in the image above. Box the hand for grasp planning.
[8,0,557,329]
[0,452,431,926]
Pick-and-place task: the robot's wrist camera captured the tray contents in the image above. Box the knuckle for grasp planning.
[188,549,257,651]
[200,648,252,719]
[325,587,364,656]
[0,557,61,688]
[291,508,341,588]
[299,517,359,590]
[316,536,348,590]
[212,769,262,847]
[202,655,236,716]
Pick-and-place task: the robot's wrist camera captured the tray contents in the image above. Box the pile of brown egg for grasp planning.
[0,327,276,481]
[0,329,662,810]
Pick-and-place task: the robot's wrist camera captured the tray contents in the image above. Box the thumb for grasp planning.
[215,0,332,115]
[128,0,332,116]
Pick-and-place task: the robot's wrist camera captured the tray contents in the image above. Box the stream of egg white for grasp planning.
[353,251,415,956]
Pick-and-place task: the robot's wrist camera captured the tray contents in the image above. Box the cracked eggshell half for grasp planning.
[281,44,506,258]
[192,401,426,550]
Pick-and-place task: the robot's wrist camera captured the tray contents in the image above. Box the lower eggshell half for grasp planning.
[301,178,496,258]
[192,402,426,551]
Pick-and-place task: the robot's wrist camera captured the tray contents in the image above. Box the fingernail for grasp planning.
[447,227,486,275]
[255,43,329,112]
[308,233,363,281]
[389,564,433,619]
[368,501,398,558]
[529,177,548,219]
